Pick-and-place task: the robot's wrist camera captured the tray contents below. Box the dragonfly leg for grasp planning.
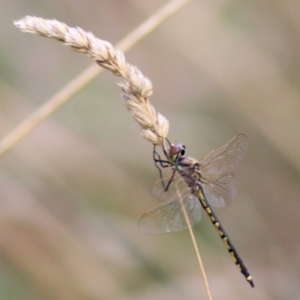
[153,145,172,189]
[164,169,177,191]
[153,145,170,167]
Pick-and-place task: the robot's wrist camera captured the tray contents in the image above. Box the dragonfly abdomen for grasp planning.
[195,186,254,288]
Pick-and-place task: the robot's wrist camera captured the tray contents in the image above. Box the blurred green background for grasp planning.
[0,0,300,299]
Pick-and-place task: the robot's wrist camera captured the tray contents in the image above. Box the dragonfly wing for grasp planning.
[151,178,170,202]
[151,173,190,202]
[202,172,236,207]
[138,194,202,234]
[200,134,248,176]
[199,135,247,207]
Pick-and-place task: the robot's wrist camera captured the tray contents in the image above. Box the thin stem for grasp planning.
[0,0,191,157]
[174,184,213,300]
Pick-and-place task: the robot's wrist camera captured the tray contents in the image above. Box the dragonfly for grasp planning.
[138,134,254,288]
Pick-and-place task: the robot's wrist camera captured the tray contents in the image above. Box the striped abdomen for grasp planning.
[195,186,254,288]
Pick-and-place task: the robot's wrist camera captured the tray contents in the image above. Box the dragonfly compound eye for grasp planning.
[180,145,186,156]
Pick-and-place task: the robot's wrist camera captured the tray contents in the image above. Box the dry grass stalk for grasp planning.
[174,184,213,300]
[14,16,169,147]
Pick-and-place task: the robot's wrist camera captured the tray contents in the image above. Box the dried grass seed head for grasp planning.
[14,16,169,147]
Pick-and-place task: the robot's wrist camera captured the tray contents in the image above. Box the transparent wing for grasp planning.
[138,193,202,234]
[151,173,190,202]
[202,173,236,207]
[200,135,248,207]
[200,134,248,176]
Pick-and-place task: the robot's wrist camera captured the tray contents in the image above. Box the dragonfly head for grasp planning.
[168,143,186,162]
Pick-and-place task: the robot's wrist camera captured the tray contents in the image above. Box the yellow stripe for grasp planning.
[195,187,254,287]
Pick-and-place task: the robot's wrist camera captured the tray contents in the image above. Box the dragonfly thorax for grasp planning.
[167,143,201,189]
[176,156,201,188]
